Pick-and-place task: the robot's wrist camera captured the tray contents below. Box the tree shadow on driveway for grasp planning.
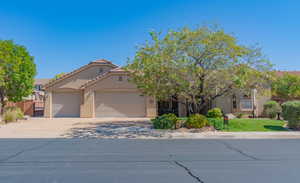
[62,120,166,138]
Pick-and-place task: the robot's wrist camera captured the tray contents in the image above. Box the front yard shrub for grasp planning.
[263,100,281,119]
[151,113,179,129]
[185,114,209,129]
[207,118,223,130]
[3,106,24,123]
[206,108,223,118]
[282,101,300,129]
[3,110,18,123]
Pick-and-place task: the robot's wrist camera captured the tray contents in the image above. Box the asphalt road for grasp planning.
[0,139,299,183]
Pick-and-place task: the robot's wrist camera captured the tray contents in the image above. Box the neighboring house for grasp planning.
[24,78,50,101]
[275,71,300,77]
[29,78,51,101]
[6,78,51,116]
[44,59,271,118]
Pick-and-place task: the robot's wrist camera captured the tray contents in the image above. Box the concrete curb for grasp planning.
[168,131,300,139]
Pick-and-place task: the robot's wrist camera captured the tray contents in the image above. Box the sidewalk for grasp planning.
[169,131,300,139]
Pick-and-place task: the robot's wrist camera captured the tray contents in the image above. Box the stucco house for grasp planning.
[44,59,269,118]
[44,59,157,118]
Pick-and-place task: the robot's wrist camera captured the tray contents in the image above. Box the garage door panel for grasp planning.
[95,92,146,117]
[52,92,80,117]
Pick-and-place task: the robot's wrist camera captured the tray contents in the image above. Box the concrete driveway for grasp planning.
[1,139,300,183]
[0,118,151,138]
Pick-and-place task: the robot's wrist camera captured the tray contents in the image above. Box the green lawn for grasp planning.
[180,117,288,132]
[217,118,288,132]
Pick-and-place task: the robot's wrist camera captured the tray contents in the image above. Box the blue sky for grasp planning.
[0,0,299,78]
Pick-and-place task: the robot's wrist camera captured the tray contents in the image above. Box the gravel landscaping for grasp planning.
[62,120,216,139]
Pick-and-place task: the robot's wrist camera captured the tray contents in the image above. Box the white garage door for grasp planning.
[52,92,80,117]
[95,92,146,117]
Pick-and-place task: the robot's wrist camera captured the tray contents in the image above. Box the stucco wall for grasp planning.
[255,92,271,117]
[80,89,95,118]
[90,73,138,91]
[48,65,114,90]
[44,91,52,118]
[212,89,270,116]
[146,96,157,117]
[212,94,233,114]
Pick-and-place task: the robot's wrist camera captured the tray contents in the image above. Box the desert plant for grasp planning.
[185,114,209,129]
[3,110,18,123]
[2,106,24,123]
[151,113,179,129]
[207,108,223,118]
[281,101,300,129]
[263,100,282,119]
[4,106,24,120]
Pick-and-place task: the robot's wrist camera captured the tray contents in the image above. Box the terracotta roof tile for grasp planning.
[110,67,126,72]
[34,78,51,85]
[275,71,300,77]
[80,67,128,89]
[44,59,117,89]
[90,59,112,64]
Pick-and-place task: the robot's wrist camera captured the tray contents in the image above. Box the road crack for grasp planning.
[217,140,260,161]
[170,154,204,183]
[0,140,56,163]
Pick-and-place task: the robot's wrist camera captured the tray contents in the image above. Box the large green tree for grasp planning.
[272,73,300,101]
[126,26,273,114]
[0,40,36,113]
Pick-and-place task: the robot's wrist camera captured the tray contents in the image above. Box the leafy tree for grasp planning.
[272,73,300,101]
[54,72,66,79]
[126,26,273,114]
[0,40,36,113]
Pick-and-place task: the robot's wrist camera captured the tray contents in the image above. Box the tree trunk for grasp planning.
[0,91,5,115]
[187,100,209,115]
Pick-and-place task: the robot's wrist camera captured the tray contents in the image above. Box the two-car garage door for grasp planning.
[95,91,146,117]
[52,91,146,117]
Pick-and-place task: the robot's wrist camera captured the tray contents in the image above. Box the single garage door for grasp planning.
[95,92,146,117]
[52,92,80,117]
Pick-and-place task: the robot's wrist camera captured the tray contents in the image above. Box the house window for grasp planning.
[240,99,253,111]
[118,76,123,81]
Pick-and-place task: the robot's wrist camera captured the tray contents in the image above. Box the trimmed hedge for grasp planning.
[152,113,179,129]
[282,101,300,129]
[207,108,223,118]
[263,100,281,119]
[185,114,209,129]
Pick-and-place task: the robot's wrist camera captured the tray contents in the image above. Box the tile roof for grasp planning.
[44,59,117,89]
[34,78,51,85]
[80,67,128,89]
[275,71,300,77]
[90,59,113,64]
